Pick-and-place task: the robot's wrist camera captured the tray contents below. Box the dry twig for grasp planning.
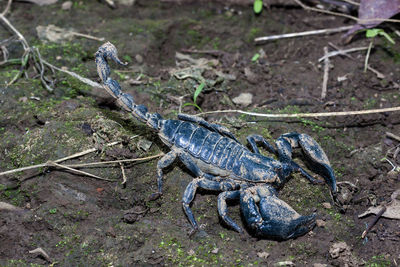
[0,141,120,177]
[321,46,329,100]
[318,46,369,62]
[0,0,101,89]
[386,132,400,142]
[41,59,101,88]
[47,161,110,181]
[120,162,127,186]
[29,248,52,263]
[196,106,400,118]
[64,153,164,168]
[328,42,385,79]
[254,25,352,43]
[361,206,387,239]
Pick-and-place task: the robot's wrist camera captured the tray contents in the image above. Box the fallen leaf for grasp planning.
[345,0,400,39]
[36,25,75,43]
[358,189,400,219]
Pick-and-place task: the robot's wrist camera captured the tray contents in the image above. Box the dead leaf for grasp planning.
[358,189,400,219]
[36,25,75,43]
[345,0,400,38]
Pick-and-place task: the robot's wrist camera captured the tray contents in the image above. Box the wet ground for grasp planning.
[1,0,400,266]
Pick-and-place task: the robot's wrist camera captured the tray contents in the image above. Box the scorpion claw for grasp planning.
[240,185,316,240]
[277,133,337,193]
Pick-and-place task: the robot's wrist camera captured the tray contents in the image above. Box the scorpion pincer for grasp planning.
[95,42,337,240]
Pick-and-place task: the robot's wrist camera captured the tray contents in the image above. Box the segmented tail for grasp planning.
[95,42,163,130]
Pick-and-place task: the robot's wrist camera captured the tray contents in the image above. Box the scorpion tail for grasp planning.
[95,42,162,128]
[240,185,316,240]
[276,132,337,193]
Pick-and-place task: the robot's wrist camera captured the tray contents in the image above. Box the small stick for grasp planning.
[337,181,358,189]
[0,0,12,17]
[318,46,369,62]
[328,42,385,79]
[68,31,104,42]
[361,206,387,239]
[342,0,359,6]
[64,153,164,168]
[196,106,400,118]
[120,162,127,185]
[47,161,111,181]
[29,247,52,263]
[364,40,373,72]
[0,141,120,176]
[386,132,400,142]
[254,25,353,43]
[321,46,329,100]
[41,59,101,88]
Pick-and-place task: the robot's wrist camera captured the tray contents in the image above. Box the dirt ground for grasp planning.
[1,0,400,266]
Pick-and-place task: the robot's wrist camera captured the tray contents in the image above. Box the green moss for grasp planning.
[366,255,391,267]
[247,27,262,42]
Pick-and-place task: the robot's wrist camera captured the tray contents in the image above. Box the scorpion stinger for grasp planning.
[95,42,337,240]
[95,42,163,130]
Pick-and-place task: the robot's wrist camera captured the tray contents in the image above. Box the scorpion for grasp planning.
[95,42,337,240]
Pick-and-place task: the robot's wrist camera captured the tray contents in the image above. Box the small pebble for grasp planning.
[257,251,269,259]
[61,1,72,10]
[232,92,253,107]
[322,202,331,209]
[316,219,326,227]
[135,54,143,64]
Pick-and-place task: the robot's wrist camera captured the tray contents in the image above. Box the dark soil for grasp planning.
[1,0,400,266]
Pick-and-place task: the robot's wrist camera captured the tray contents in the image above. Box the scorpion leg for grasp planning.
[182,177,239,231]
[217,190,242,232]
[240,184,316,240]
[246,134,277,155]
[177,114,240,143]
[150,151,177,200]
[247,134,322,185]
[276,132,336,193]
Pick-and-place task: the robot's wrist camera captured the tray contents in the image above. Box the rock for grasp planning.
[211,248,219,254]
[137,138,152,151]
[329,241,361,266]
[257,251,270,259]
[316,219,326,227]
[244,67,258,83]
[322,202,331,209]
[232,93,253,107]
[313,264,327,267]
[61,1,72,10]
[329,242,348,259]
[135,54,143,64]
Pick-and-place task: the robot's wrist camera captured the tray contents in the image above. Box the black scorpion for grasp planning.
[95,42,337,240]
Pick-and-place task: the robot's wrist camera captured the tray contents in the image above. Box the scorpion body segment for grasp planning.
[95,42,337,240]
